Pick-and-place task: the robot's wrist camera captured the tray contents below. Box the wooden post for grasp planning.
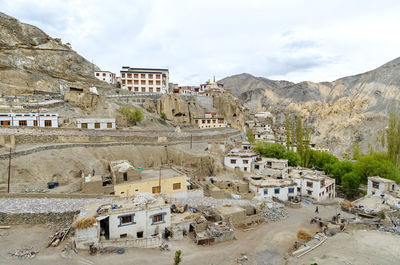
[7,147,12,193]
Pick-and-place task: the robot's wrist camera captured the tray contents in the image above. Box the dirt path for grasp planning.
[0,203,344,265]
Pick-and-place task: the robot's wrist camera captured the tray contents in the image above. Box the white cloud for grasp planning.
[1,0,400,85]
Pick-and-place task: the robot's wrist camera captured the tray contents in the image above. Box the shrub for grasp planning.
[119,106,143,124]
[160,112,167,120]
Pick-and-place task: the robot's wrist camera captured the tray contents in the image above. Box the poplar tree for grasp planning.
[296,115,304,165]
[387,111,400,167]
[285,114,292,150]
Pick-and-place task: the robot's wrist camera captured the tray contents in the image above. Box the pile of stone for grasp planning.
[379,216,400,235]
[0,198,109,214]
[237,252,248,264]
[9,248,38,259]
[263,207,289,222]
[170,197,253,208]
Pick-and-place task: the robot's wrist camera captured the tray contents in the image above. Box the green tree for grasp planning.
[246,128,255,144]
[285,114,292,150]
[308,150,339,172]
[295,115,304,165]
[352,141,360,160]
[342,172,360,198]
[174,250,182,265]
[254,142,286,159]
[282,150,300,167]
[303,127,311,167]
[330,161,354,185]
[387,111,400,167]
[119,106,144,125]
[354,152,398,183]
[160,112,167,120]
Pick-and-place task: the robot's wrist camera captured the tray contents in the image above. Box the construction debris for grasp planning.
[237,252,249,264]
[48,225,71,247]
[263,207,289,222]
[9,248,38,259]
[99,247,125,254]
[160,241,170,251]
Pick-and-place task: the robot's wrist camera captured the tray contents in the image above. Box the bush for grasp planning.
[246,129,255,144]
[119,106,143,124]
[160,112,167,120]
[378,210,386,220]
[342,172,360,198]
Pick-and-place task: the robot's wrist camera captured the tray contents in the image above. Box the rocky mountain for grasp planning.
[0,12,109,95]
[220,57,400,156]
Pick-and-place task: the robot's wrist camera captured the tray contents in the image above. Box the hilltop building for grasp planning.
[120,67,169,93]
[291,168,335,201]
[194,112,228,129]
[199,79,224,96]
[94,71,116,84]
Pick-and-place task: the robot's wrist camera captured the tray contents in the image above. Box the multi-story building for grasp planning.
[248,176,297,201]
[291,168,335,201]
[224,149,259,173]
[120,67,169,93]
[252,157,289,178]
[367,176,398,197]
[94,71,116,84]
[194,112,228,129]
[0,113,58,128]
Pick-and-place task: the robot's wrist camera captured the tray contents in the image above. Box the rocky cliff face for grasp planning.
[0,12,109,95]
[143,93,249,131]
[220,57,400,156]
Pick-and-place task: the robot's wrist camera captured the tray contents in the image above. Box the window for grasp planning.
[152,214,163,223]
[134,87,139,92]
[173,183,181,190]
[96,73,99,76]
[103,73,106,77]
[82,123,87,128]
[123,172,128,181]
[127,80,132,84]
[134,74,138,78]
[118,214,135,227]
[320,179,325,188]
[148,74,153,79]
[128,87,132,91]
[307,190,312,195]
[137,231,143,238]
[141,74,146,78]
[95,123,100,129]
[288,188,294,193]
[149,87,153,92]
[267,162,272,168]
[141,87,146,92]
[230,159,236,164]
[274,188,280,194]
[1,121,10,126]
[243,160,249,164]
[156,88,160,92]
[152,186,161,193]
[121,73,125,78]
[134,80,139,84]
[127,73,132,78]
[156,74,161,79]
[156,80,161,85]
[255,165,260,170]
[107,123,112,128]
[19,120,27,126]
[149,80,153,85]
[122,80,126,84]
[372,181,379,189]
[244,167,247,171]
[44,120,52,127]
[307,181,313,188]
[264,189,268,195]
[120,234,127,238]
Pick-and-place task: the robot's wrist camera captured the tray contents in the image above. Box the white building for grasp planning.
[0,113,58,128]
[76,118,116,130]
[120,67,169,93]
[224,150,259,173]
[248,176,297,201]
[194,112,228,129]
[291,169,335,201]
[74,194,171,249]
[252,157,289,178]
[94,71,116,84]
[367,176,398,197]
[254,112,272,119]
[199,79,224,96]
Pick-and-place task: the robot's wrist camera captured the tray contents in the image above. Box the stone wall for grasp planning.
[98,235,162,249]
[0,211,78,225]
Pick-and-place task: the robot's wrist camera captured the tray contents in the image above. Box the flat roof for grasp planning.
[255,157,288,164]
[214,205,245,215]
[226,151,258,158]
[121,168,186,185]
[369,176,395,183]
[249,177,296,188]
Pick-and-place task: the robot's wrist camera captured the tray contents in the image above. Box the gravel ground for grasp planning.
[0,198,110,213]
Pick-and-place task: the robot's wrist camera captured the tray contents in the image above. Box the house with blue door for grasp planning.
[247,175,297,201]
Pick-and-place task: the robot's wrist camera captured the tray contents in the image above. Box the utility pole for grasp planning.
[7,147,12,193]
[190,134,192,149]
[159,165,162,194]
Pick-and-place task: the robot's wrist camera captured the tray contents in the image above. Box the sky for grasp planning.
[1,0,400,85]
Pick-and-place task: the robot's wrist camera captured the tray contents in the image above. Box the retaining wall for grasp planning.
[0,211,78,225]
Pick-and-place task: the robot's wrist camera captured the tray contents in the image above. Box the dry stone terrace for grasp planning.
[0,198,110,214]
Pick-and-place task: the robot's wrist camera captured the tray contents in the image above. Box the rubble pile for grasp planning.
[379,216,400,235]
[9,248,38,259]
[263,207,289,222]
[169,197,253,208]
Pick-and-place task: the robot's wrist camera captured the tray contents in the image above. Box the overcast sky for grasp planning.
[1,0,400,85]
